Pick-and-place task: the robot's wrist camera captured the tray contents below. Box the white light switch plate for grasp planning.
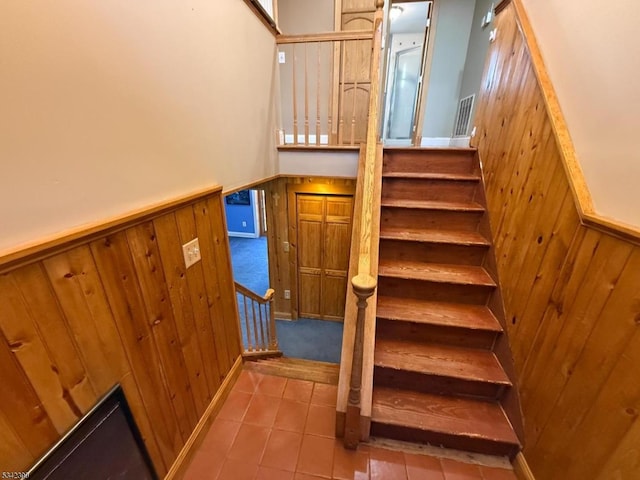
[182,238,201,269]
[278,51,286,64]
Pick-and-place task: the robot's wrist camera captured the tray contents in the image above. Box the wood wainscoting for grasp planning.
[0,187,241,477]
[473,2,640,479]
[260,176,357,320]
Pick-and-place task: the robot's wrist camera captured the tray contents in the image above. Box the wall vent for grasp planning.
[453,94,475,137]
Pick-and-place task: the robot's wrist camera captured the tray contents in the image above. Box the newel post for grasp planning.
[344,273,376,449]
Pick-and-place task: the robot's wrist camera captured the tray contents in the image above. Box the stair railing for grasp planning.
[337,0,385,449]
[276,30,375,146]
[234,281,280,357]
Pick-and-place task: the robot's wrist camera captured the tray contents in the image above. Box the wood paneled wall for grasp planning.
[473,3,640,479]
[260,176,356,319]
[0,188,241,477]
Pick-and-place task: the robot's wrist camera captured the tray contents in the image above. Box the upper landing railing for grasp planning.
[276,30,375,147]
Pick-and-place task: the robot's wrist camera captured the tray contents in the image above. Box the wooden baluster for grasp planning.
[344,274,376,449]
[292,44,298,145]
[316,43,322,145]
[304,43,310,145]
[328,40,335,145]
[268,292,278,350]
[252,298,261,350]
[350,41,360,146]
[258,299,266,350]
[338,40,347,145]
[261,303,269,348]
[243,294,252,351]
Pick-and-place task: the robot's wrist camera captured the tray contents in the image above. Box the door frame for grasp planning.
[286,182,356,320]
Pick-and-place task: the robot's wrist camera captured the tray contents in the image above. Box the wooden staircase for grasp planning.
[370,148,521,458]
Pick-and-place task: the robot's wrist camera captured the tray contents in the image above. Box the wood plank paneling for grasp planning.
[193,198,232,373]
[473,3,640,479]
[0,188,240,477]
[126,223,199,441]
[90,231,185,464]
[0,273,86,432]
[174,205,223,395]
[0,327,58,462]
[154,213,211,417]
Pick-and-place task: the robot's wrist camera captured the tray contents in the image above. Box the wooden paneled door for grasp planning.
[295,193,353,321]
[331,0,377,144]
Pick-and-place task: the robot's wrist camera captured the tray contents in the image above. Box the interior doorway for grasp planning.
[382,1,434,146]
[226,189,269,295]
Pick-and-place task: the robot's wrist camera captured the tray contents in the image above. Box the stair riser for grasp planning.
[376,318,498,349]
[382,178,478,203]
[379,239,487,266]
[381,208,483,232]
[374,366,506,400]
[377,276,494,305]
[383,151,476,175]
[370,422,519,459]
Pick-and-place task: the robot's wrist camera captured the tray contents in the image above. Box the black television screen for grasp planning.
[28,385,158,480]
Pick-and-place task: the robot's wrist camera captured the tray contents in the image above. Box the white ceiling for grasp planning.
[390,2,430,34]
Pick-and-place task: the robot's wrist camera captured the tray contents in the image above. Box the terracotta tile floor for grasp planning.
[184,370,517,480]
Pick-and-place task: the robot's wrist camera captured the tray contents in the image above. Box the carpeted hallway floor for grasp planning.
[229,236,343,364]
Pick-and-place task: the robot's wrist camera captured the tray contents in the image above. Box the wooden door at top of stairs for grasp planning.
[296,193,353,321]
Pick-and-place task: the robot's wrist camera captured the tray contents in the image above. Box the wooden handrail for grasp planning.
[276,30,374,44]
[234,281,279,355]
[278,33,376,146]
[342,0,385,449]
[234,281,275,302]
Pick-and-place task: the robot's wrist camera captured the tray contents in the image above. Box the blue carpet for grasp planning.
[228,234,343,364]
[229,236,269,296]
[276,318,343,364]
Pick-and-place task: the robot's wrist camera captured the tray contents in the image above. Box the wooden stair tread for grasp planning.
[380,227,490,246]
[374,338,510,386]
[372,387,519,446]
[382,172,480,181]
[376,296,502,332]
[245,357,339,385]
[381,198,485,212]
[378,260,496,287]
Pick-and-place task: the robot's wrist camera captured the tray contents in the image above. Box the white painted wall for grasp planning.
[522,0,640,227]
[278,151,359,177]
[0,0,279,254]
[421,0,476,139]
[278,0,333,34]
[459,0,494,134]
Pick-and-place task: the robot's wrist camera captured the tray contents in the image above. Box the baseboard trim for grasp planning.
[450,136,471,147]
[513,453,535,480]
[420,137,452,147]
[227,231,259,238]
[164,356,243,480]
